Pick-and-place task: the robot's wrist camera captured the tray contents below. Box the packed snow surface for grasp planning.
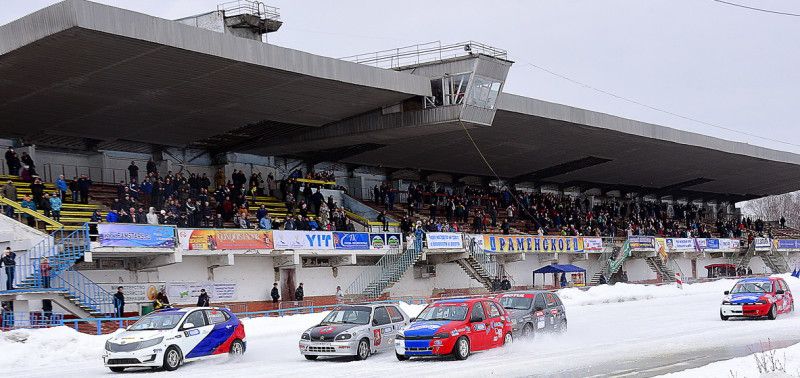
[7,276,800,377]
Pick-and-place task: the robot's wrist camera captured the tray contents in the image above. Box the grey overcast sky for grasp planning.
[3,0,800,154]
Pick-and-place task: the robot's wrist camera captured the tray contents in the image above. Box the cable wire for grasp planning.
[710,0,800,17]
[523,62,800,150]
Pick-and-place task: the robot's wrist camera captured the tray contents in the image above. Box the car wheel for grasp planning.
[304,355,318,360]
[503,332,513,346]
[396,352,409,361]
[354,338,370,361]
[108,367,125,373]
[768,305,778,320]
[229,339,245,356]
[521,323,534,338]
[453,336,470,360]
[720,310,729,321]
[162,346,182,371]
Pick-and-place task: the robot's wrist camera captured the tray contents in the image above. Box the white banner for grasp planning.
[754,237,772,251]
[166,281,238,305]
[666,238,695,251]
[719,238,740,251]
[426,232,464,249]
[583,237,604,251]
[272,231,334,250]
[100,282,163,303]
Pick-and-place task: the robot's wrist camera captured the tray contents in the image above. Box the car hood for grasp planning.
[110,330,165,343]
[402,321,451,337]
[729,293,764,304]
[306,323,362,339]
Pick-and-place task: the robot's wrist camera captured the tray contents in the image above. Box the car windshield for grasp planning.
[416,305,468,321]
[731,281,772,294]
[500,296,533,310]
[129,312,184,331]
[320,309,371,325]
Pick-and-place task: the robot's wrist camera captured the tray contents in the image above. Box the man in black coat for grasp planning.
[1,247,15,290]
[270,283,280,303]
[294,283,304,301]
[197,289,210,307]
[113,286,125,318]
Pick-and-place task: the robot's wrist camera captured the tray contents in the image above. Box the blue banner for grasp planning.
[333,232,370,250]
[777,239,800,250]
[98,224,176,248]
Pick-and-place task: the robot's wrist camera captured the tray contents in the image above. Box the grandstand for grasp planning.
[1,0,800,321]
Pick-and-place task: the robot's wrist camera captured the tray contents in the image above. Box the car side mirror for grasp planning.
[409,317,416,322]
[723,291,730,295]
[182,322,195,329]
[777,290,785,295]
[372,319,378,326]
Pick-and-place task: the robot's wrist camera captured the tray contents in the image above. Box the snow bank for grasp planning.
[557,278,737,307]
[0,325,113,369]
[658,342,800,378]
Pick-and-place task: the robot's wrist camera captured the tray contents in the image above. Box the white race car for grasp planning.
[103,307,246,372]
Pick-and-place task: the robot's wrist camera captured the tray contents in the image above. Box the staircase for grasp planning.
[645,256,676,283]
[9,224,112,317]
[345,233,425,299]
[590,239,631,284]
[589,249,615,285]
[730,244,755,270]
[761,247,791,274]
[454,239,497,291]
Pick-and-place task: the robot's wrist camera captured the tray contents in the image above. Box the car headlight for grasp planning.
[721,301,731,305]
[432,332,450,339]
[105,340,112,351]
[138,337,164,350]
[335,333,352,341]
[757,299,769,304]
[395,333,405,340]
[301,333,310,340]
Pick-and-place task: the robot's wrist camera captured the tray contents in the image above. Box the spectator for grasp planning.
[154,288,170,310]
[146,207,159,225]
[113,287,125,318]
[780,216,786,228]
[106,209,119,223]
[77,174,92,204]
[270,282,280,303]
[30,177,44,206]
[1,247,15,290]
[55,175,67,199]
[197,288,210,307]
[128,161,139,182]
[39,257,51,288]
[4,147,19,176]
[21,195,36,227]
[377,211,389,231]
[49,193,62,221]
[20,152,35,176]
[259,214,272,230]
[146,159,157,176]
[68,176,79,203]
[501,276,511,291]
[294,282,304,301]
[336,285,344,303]
[2,180,17,218]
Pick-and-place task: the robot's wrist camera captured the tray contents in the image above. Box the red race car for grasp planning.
[720,276,794,320]
[394,297,512,360]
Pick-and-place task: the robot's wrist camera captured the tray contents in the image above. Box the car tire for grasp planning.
[768,305,778,320]
[304,355,318,360]
[503,332,513,346]
[229,339,245,356]
[108,367,125,373]
[453,336,470,360]
[521,323,534,339]
[396,352,409,361]
[354,338,370,361]
[162,346,182,371]
[720,310,729,321]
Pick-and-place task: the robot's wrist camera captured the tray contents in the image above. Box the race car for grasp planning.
[299,303,410,360]
[498,291,567,337]
[720,276,794,320]
[395,297,512,361]
[103,307,246,372]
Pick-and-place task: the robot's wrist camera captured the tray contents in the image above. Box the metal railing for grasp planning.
[345,233,424,297]
[42,163,126,185]
[340,41,508,70]
[218,0,280,19]
[609,239,632,275]
[467,237,498,279]
[0,195,63,229]
[56,270,114,314]
[1,311,64,329]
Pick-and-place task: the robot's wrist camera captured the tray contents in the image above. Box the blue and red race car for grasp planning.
[720,276,794,320]
[394,297,512,360]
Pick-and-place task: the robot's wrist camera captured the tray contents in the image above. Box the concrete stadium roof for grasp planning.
[336,93,800,200]
[0,0,431,146]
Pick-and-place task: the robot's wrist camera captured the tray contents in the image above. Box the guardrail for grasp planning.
[0,194,63,229]
[341,41,508,70]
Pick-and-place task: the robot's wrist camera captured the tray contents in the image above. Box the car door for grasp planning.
[468,302,488,351]
[532,294,548,331]
[370,306,393,350]
[484,301,505,348]
[196,309,236,355]
[544,293,561,331]
[386,305,408,341]
[179,310,214,359]
[777,279,792,313]
[782,280,794,312]
[550,294,567,324]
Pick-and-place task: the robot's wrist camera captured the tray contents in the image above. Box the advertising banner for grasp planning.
[98,224,176,248]
[482,235,585,253]
[627,236,655,251]
[333,232,370,250]
[583,237,604,251]
[719,238,740,251]
[754,237,772,251]
[178,229,273,250]
[705,238,720,250]
[273,231,334,250]
[166,281,237,304]
[655,238,668,262]
[369,233,402,250]
[775,239,800,250]
[665,238,696,251]
[100,282,163,303]
[426,232,464,249]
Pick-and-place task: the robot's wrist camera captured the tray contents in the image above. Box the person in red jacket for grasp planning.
[39,257,52,288]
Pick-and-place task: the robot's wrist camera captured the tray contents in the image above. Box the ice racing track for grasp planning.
[8,277,800,378]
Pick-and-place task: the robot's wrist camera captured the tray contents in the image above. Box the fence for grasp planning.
[2,311,64,329]
[341,41,508,70]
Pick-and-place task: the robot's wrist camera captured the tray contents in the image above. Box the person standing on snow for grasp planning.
[294,283,304,301]
[197,288,210,307]
[270,283,280,303]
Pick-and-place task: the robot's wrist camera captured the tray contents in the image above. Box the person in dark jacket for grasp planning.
[500,276,511,291]
[113,286,125,318]
[77,175,92,204]
[197,289,210,307]
[270,282,280,303]
[154,288,170,310]
[294,283,304,301]
[1,247,16,290]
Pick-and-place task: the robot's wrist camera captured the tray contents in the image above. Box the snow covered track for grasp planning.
[6,277,800,378]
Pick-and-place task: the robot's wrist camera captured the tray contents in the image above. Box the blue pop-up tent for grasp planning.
[532,264,586,288]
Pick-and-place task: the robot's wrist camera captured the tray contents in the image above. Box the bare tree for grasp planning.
[742,192,800,227]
